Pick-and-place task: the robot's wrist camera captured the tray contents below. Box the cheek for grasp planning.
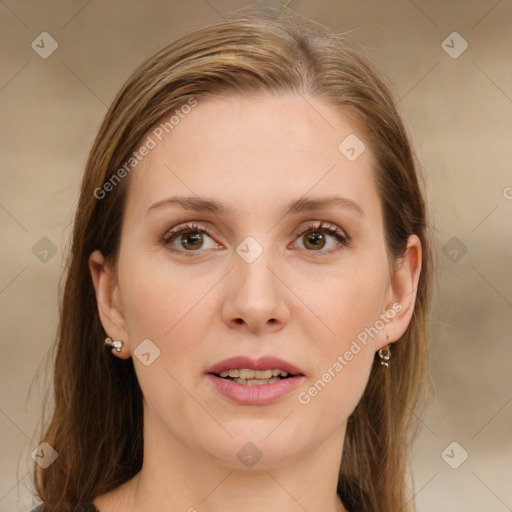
[306,256,389,351]
[118,256,218,431]
[118,251,216,342]
[295,351,374,448]
[296,259,388,419]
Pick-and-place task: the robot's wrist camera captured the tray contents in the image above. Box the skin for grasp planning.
[89,93,422,512]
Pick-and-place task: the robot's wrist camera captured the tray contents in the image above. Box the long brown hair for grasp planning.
[32,8,433,512]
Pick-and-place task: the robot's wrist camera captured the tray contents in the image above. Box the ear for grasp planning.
[88,250,131,359]
[378,234,422,350]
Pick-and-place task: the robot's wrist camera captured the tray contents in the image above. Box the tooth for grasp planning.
[255,370,273,379]
[224,369,291,382]
[246,378,270,386]
[239,369,255,379]
[231,376,282,385]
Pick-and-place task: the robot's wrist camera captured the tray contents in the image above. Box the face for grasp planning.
[91,93,420,470]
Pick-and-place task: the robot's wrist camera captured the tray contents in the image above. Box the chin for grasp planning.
[197,429,308,470]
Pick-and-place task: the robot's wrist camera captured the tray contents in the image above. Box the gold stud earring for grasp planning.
[378,335,392,367]
[104,336,124,353]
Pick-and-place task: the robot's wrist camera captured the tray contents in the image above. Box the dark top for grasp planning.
[27,505,100,512]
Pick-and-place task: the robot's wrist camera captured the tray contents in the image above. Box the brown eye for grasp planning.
[293,221,349,255]
[179,232,204,250]
[161,222,220,255]
[302,231,326,250]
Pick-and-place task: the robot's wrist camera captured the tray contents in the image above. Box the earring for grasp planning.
[378,335,392,367]
[104,336,124,353]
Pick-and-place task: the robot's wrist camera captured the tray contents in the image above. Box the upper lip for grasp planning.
[207,356,305,376]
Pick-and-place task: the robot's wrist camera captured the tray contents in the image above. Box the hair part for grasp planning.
[33,9,433,512]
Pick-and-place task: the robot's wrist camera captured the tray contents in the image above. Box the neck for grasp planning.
[95,404,349,512]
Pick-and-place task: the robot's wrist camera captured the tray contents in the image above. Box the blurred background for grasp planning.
[1,1,511,511]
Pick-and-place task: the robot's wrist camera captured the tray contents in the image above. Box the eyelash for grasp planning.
[160,221,350,257]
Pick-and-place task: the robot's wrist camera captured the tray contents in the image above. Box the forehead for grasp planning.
[124,93,381,222]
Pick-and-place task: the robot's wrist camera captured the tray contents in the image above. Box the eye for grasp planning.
[292,221,350,254]
[161,221,350,256]
[161,222,221,255]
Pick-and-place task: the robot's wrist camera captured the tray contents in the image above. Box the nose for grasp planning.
[221,248,290,334]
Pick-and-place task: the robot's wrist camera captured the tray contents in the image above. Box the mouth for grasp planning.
[207,355,305,381]
[206,355,305,404]
[212,368,295,386]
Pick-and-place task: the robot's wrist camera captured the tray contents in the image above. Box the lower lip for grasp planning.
[206,374,306,405]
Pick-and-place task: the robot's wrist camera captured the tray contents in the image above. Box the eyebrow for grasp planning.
[147,194,364,217]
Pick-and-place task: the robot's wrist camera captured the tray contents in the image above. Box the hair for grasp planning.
[32,8,433,512]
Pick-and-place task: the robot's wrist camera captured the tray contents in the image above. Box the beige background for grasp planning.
[1,1,511,511]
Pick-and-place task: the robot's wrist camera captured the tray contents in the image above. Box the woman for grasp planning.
[30,9,433,512]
